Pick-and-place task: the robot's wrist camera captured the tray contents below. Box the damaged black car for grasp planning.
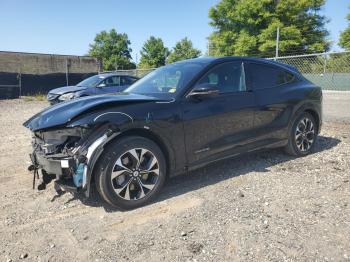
[24,57,322,209]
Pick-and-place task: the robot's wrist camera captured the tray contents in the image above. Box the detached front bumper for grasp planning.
[29,151,80,193]
[32,151,67,175]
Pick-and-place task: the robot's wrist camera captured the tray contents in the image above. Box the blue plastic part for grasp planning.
[73,163,84,187]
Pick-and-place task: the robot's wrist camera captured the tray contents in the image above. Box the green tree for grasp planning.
[167,38,201,63]
[208,0,330,57]
[89,29,135,70]
[139,36,169,69]
[339,8,350,50]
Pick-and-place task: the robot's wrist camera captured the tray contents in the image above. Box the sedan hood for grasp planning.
[24,93,162,131]
[48,85,87,95]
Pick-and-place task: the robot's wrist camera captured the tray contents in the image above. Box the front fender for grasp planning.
[67,110,134,128]
[66,110,136,197]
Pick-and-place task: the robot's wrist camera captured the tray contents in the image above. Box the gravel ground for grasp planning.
[0,98,349,262]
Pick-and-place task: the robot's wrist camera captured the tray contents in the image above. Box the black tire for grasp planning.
[95,136,167,210]
[285,112,318,156]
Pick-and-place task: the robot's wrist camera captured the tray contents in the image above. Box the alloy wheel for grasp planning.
[111,148,159,200]
[295,117,315,152]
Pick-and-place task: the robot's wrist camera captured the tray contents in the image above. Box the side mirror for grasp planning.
[97,83,106,88]
[187,84,219,98]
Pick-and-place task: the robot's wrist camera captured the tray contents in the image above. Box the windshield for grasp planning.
[125,62,206,97]
[77,75,105,88]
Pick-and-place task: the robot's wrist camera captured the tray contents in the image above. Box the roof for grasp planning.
[178,56,299,73]
[98,72,139,78]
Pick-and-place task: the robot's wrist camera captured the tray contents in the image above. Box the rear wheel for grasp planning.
[285,112,317,156]
[95,136,166,210]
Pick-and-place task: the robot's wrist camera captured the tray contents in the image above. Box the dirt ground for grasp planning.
[0,98,349,262]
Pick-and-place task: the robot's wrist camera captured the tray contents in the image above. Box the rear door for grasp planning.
[245,62,298,143]
[182,61,256,166]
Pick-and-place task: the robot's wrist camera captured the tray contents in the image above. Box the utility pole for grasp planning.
[275,27,280,60]
[18,69,22,98]
[65,59,69,86]
[207,41,210,56]
[97,59,102,74]
[323,51,327,74]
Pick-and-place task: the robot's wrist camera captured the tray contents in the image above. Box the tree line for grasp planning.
[88,0,350,71]
[89,32,201,70]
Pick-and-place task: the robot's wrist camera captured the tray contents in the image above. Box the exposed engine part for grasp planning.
[73,163,84,187]
[33,127,86,155]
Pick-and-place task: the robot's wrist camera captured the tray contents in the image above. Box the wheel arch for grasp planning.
[90,128,174,184]
[291,102,322,134]
[304,108,321,134]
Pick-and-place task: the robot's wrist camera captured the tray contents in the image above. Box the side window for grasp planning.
[121,76,137,85]
[197,62,246,93]
[284,71,295,83]
[103,76,120,87]
[130,77,139,84]
[121,76,128,85]
[246,63,295,90]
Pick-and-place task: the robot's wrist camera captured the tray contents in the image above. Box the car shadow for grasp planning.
[71,135,340,212]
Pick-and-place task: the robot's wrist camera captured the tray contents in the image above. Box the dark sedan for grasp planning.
[47,73,139,104]
[24,57,322,209]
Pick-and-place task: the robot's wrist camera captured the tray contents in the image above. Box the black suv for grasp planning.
[24,57,322,209]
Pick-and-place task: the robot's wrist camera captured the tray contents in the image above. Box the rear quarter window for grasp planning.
[246,62,296,90]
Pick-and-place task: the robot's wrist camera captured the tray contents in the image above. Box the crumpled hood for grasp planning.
[24,93,161,131]
[48,85,87,95]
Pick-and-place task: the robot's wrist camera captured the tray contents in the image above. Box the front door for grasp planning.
[95,76,121,94]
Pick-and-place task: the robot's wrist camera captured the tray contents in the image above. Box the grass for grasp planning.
[22,93,47,102]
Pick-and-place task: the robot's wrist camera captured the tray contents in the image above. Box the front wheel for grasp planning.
[95,136,167,210]
[285,112,317,156]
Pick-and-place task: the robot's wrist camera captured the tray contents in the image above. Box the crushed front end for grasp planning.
[23,93,149,197]
[28,125,116,196]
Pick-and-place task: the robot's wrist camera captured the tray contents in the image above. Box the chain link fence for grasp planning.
[271,51,350,90]
[111,51,350,91]
[102,68,155,78]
